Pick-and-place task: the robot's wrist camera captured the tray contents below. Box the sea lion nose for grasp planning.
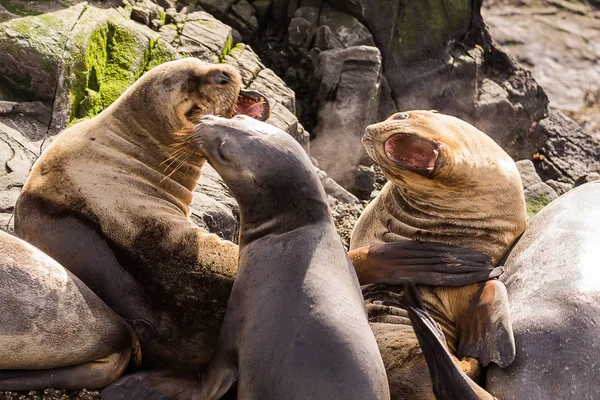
[212,70,232,85]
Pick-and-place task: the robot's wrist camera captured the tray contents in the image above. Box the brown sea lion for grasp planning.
[0,230,140,390]
[349,110,527,398]
[13,58,270,371]
[486,181,600,399]
[105,115,391,399]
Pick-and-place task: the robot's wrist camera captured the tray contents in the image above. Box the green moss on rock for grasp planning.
[67,8,177,125]
[70,22,146,122]
[526,194,553,217]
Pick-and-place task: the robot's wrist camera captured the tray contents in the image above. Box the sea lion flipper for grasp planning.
[455,279,516,367]
[401,284,494,400]
[349,241,499,286]
[102,369,204,400]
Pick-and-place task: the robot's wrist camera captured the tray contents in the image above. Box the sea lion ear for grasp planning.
[455,279,516,368]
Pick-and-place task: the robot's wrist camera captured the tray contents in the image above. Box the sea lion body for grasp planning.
[198,115,390,400]
[350,111,527,398]
[104,115,391,399]
[14,58,269,369]
[487,181,600,399]
[0,230,140,390]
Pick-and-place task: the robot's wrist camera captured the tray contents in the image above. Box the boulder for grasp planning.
[310,45,381,194]
[524,182,559,217]
[516,159,542,189]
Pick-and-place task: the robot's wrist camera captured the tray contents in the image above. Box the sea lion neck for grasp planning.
[384,182,518,264]
[237,174,333,247]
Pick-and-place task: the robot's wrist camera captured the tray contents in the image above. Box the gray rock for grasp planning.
[529,108,600,183]
[310,45,382,188]
[318,6,374,49]
[524,182,559,216]
[197,0,233,17]
[516,159,543,189]
[352,165,376,200]
[288,16,316,49]
[313,25,343,50]
[252,0,273,26]
[545,179,573,196]
[483,1,600,138]
[130,0,164,27]
[575,172,600,187]
[223,0,259,41]
[178,11,233,62]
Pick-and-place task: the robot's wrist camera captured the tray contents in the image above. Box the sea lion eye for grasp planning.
[213,70,232,85]
[394,113,410,120]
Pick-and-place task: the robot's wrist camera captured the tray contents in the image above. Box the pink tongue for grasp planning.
[384,135,438,171]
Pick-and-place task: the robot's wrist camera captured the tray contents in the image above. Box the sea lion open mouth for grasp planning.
[234,89,270,121]
[384,134,441,175]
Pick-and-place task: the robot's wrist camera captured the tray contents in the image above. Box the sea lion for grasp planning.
[13,58,270,370]
[485,181,600,399]
[104,115,390,400]
[349,110,527,398]
[0,230,140,390]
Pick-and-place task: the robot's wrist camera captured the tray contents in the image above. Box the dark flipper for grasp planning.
[102,370,202,400]
[401,283,494,400]
[349,241,501,286]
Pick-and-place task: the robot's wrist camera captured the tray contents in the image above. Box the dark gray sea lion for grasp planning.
[14,58,270,370]
[104,115,391,400]
[350,110,527,398]
[0,230,140,390]
[486,180,600,399]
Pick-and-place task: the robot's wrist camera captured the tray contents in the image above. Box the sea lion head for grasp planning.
[362,110,518,189]
[109,58,269,144]
[193,115,328,237]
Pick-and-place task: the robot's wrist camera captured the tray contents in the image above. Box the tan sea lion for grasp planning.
[349,110,527,398]
[105,115,391,399]
[13,58,270,371]
[0,230,140,390]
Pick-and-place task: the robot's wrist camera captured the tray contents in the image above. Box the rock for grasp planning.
[178,11,233,63]
[288,8,319,49]
[191,164,239,242]
[316,168,362,249]
[516,159,543,189]
[130,0,164,27]
[196,0,233,17]
[351,165,376,200]
[575,172,600,187]
[310,45,382,190]
[524,182,559,217]
[326,0,474,102]
[252,0,273,27]
[0,3,86,101]
[222,0,259,42]
[317,6,374,49]
[545,179,573,196]
[313,24,342,50]
[528,108,600,183]
[483,0,600,140]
